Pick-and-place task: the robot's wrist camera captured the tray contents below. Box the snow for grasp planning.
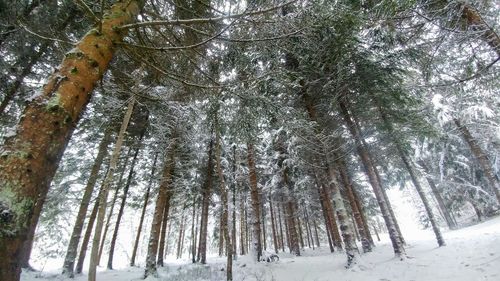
[22,216,500,281]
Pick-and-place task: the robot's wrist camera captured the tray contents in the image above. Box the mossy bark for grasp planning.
[0,1,143,280]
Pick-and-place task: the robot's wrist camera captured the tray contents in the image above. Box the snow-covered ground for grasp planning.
[23,216,500,281]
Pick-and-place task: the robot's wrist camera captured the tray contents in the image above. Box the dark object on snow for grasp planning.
[261,253,279,262]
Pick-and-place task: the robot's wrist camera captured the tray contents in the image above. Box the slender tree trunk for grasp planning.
[144,137,177,278]
[277,202,285,252]
[302,205,313,249]
[108,131,145,269]
[351,185,375,246]
[219,213,225,256]
[198,138,214,264]
[88,98,135,281]
[130,153,158,266]
[19,191,46,270]
[176,206,186,259]
[269,197,279,253]
[297,215,305,249]
[418,160,456,229]
[76,171,109,275]
[231,145,237,260]
[313,218,320,248]
[239,195,246,256]
[190,198,197,263]
[98,147,132,265]
[334,154,372,252]
[261,203,267,251]
[247,143,263,262]
[0,1,143,278]
[316,181,334,253]
[337,96,405,257]
[157,194,173,266]
[454,118,500,203]
[62,125,114,276]
[215,125,233,281]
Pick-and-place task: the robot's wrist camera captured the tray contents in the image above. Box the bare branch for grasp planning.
[119,0,298,29]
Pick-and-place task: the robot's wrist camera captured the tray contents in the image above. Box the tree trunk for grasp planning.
[461,4,500,57]
[215,125,233,281]
[418,160,456,229]
[157,193,173,266]
[337,96,405,257]
[98,147,132,265]
[269,197,279,253]
[144,137,177,278]
[130,152,158,266]
[62,124,114,276]
[108,131,145,269]
[261,203,267,251]
[176,206,186,259]
[247,143,263,262]
[454,118,500,203]
[19,191,46,270]
[191,197,197,264]
[239,194,246,255]
[88,98,135,281]
[0,1,143,279]
[197,138,214,264]
[302,205,313,250]
[334,154,372,252]
[76,172,108,275]
[312,218,320,248]
[277,202,285,252]
[231,145,237,260]
[297,215,305,249]
[316,181,334,253]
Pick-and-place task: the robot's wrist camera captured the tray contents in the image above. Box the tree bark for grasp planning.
[62,124,114,276]
[454,118,500,203]
[0,1,143,279]
[191,197,197,263]
[88,98,135,281]
[144,137,177,278]
[130,152,158,266]
[247,143,263,262]
[277,202,285,251]
[176,206,186,259]
[337,96,405,257]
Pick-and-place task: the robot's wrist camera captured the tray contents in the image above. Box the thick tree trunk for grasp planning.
[130,153,158,266]
[88,98,135,281]
[454,118,500,203]
[418,160,456,229]
[461,4,500,57]
[337,97,405,257]
[247,143,263,261]
[108,131,145,269]
[62,125,114,276]
[144,138,177,278]
[197,138,214,264]
[0,1,143,279]
[316,181,334,253]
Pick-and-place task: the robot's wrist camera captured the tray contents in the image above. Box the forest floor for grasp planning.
[23,216,500,281]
